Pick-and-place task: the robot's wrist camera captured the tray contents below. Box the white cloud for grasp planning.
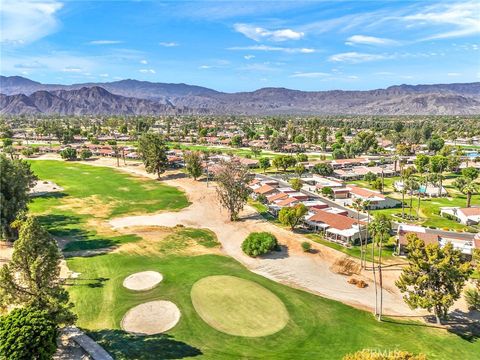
[447,72,461,76]
[99,73,109,77]
[234,23,304,42]
[290,72,330,78]
[89,40,122,45]
[0,0,63,44]
[403,1,480,40]
[229,45,315,54]
[346,35,398,46]
[159,42,178,47]
[139,69,156,74]
[244,55,255,60]
[62,66,82,73]
[140,59,148,64]
[199,65,212,69]
[329,52,387,63]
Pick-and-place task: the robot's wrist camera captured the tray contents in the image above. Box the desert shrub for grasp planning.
[301,241,311,252]
[242,232,278,257]
[464,288,480,310]
[60,147,77,160]
[80,149,93,160]
[343,349,426,360]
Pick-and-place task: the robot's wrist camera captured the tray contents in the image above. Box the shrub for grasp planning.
[60,147,77,160]
[343,349,427,360]
[301,241,311,252]
[464,288,480,310]
[0,307,58,360]
[80,149,93,160]
[242,232,278,257]
[257,194,267,204]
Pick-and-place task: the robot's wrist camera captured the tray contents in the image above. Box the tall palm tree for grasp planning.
[363,200,372,269]
[417,175,426,217]
[405,178,419,218]
[369,214,392,321]
[352,198,364,267]
[454,177,479,208]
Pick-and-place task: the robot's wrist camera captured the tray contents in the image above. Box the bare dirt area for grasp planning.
[30,180,64,197]
[121,300,181,335]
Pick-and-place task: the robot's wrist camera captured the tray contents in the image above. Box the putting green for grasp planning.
[191,275,289,337]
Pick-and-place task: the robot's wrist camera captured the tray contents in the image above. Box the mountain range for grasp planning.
[1,75,479,116]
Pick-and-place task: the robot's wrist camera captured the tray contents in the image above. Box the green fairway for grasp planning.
[191,275,289,337]
[29,160,189,217]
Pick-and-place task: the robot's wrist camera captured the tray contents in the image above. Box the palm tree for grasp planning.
[454,177,479,208]
[363,200,372,269]
[352,198,364,267]
[405,178,419,218]
[417,175,426,216]
[369,214,392,321]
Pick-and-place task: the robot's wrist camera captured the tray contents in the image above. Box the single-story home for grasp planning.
[347,186,400,209]
[440,207,480,225]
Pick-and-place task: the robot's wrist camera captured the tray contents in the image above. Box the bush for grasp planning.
[301,241,311,252]
[0,307,58,360]
[242,232,278,257]
[60,147,77,160]
[343,349,427,360]
[80,149,93,160]
[464,288,480,310]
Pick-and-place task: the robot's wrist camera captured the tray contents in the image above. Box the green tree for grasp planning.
[242,232,278,257]
[60,147,77,160]
[0,307,58,360]
[184,151,203,180]
[230,135,243,147]
[294,163,306,178]
[453,177,479,208]
[80,148,93,160]
[0,155,37,240]
[138,133,169,179]
[215,160,251,221]
[278,204,307,231]
[0,217,75,325]
[321,186,334,199]
[251,146,262,158]
[428,155,448,197]
[289,178,302,191]
[461,167,479,181]
[312,163,334,176]
[259,157,270,174]
[363,171,377,184]
[427,135,445,154]
[414,154,430,173]
[396,234,472,324]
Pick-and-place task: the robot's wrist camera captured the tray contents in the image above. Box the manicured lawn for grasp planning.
[66,250,480,359]
[348,175,480,232]
[29,160,189,218]
[306,233,398,263]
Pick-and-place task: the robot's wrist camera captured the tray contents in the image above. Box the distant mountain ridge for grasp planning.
[1,75,479,115]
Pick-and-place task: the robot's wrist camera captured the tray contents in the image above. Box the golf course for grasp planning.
[27,160,480,359]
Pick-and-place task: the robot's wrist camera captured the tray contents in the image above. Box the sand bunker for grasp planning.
[123,271,163,291]
[29,180,64,197]
[121,300,181,335]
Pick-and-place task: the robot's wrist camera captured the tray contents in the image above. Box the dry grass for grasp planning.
[330,256,361,276]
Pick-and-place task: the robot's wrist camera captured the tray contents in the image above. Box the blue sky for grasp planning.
[1,0,479,92]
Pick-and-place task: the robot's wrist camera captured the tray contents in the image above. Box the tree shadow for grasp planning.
[440,309,480,342]
[261,244,290,260]
[87,329,202,359]
[161,172,188,181]
[66,277,110,288]
[32,191,68,199]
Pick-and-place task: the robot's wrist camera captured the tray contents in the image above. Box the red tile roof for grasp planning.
[254,184,276,195]
[398,231,439,246]
[267,192,288,203]
[308,210,359,230]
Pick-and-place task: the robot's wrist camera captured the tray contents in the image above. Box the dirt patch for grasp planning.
[114,226,222,257]
[56,195,116,218]
[121,300,181,335]
[330,256,362,275]
[30,180,64,197]
[123,271,163,291]
[0,242,13,266]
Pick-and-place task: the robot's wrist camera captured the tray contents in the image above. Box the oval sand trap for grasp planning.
[191,275,289,337]
[123,271,163,291]
[121,300,181,335]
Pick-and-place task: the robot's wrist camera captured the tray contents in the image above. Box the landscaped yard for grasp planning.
[26,160,480,359]
[348,175,480,232]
